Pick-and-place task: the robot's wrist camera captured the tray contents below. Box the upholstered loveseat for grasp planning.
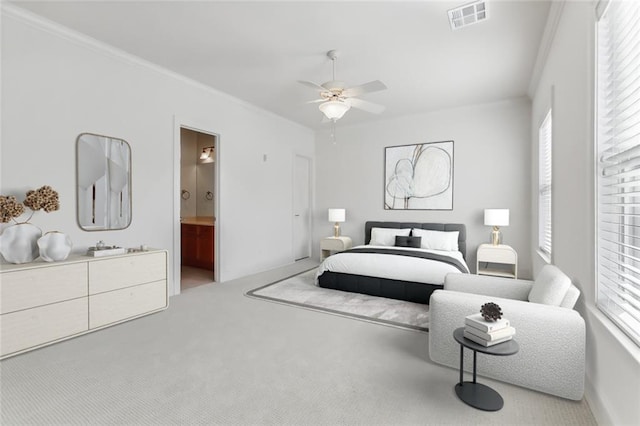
[428,265,585,400]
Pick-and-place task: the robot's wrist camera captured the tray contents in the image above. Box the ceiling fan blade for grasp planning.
[345,98,386,114]
[342,80,387,98]
[298,80,327,92]
[305,99,325,104]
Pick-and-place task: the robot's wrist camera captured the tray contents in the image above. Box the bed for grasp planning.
[316,221,469,304]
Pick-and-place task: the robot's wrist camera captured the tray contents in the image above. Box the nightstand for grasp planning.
[320,236,353,261]
[476,244,518,279]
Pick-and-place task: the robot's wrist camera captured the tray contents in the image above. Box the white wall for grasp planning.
[314,98,532,277]
[0,7,315,286]
[530,2,640,424]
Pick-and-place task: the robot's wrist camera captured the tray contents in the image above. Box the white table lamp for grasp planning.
[484,209,509,245]
[328,208,346,237]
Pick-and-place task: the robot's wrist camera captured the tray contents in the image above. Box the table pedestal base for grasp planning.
[455,382,503,411]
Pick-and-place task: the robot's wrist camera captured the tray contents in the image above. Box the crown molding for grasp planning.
[528,0,566,98]
[1,3,311,133]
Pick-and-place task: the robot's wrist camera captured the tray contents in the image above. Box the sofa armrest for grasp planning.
[443,273,532,301]
[428,290,585,400]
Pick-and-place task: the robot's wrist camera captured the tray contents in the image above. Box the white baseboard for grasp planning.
[585,376,614,426]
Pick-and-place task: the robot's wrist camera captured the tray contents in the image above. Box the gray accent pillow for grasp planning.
[395,236,422,248]
[528,264,571,306]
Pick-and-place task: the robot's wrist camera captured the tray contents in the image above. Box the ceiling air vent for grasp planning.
[448,1,487,30]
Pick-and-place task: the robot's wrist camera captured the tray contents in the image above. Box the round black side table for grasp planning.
[453,327,519,411]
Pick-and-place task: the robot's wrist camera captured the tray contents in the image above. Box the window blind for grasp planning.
[596,0,640,346]
[539,110,552,258]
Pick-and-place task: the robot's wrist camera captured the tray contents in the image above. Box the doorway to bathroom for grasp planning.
[179,127,217,291]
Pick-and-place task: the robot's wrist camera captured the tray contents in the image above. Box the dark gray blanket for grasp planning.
[338,247,469,273]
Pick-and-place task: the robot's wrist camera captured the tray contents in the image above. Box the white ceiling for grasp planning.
[9,1,551,130]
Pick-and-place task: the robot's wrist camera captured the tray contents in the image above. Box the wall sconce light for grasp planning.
[328,208,346,237]
[484,209,509,245]
[199,146,215,161]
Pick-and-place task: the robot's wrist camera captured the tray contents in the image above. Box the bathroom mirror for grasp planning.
[76,133,132,231]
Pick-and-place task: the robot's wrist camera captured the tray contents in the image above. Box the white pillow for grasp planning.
[370,227,411,246]
[528,264,571,306]
[411,228,459,251]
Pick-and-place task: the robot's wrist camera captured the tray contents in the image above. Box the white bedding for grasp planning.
[315,244,469,285]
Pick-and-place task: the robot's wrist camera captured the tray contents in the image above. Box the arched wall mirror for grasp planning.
[76,133,132,231]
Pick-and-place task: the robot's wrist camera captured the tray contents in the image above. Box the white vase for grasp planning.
[0,223,43,264]
[38,231,73,262]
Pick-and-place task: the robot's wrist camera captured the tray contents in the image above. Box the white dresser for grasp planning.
[0,249,168,359]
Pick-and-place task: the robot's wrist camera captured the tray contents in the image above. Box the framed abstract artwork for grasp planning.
[384,140,454,210]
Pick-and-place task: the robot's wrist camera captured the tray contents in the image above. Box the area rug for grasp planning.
[246,268,429,332]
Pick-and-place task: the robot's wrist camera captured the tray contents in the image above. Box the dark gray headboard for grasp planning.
[364,221,467,260]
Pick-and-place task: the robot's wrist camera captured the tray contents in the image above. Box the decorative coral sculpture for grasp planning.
[0,186,60,224]
[23,186,60,214]
[480,302,503,322]
[0,196,25,223]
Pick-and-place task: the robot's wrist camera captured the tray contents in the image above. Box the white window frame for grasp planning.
[538,109,553,261]
[595,0,640,347]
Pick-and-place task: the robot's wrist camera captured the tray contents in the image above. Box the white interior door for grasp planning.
[293,155,311,260]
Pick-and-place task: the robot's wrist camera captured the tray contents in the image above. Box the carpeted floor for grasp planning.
[247,268,430,332]
[0,259,597,425]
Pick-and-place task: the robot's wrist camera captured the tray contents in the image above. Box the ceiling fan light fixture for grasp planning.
[319,100,351,121]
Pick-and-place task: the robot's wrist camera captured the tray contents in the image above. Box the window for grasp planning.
[538,110,552,259]
[596,0,640,346]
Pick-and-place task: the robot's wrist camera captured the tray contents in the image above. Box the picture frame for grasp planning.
[384,140,454,210]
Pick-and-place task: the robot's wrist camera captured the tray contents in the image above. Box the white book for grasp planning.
[463,330,513,347]
[464,313,510,332]
[465,325,516,341]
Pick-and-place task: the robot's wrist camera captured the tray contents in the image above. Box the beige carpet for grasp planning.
[246,268,430,332]
[0,259,597,425]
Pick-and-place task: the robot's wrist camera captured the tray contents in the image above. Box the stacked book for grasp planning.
[464,313,515,347]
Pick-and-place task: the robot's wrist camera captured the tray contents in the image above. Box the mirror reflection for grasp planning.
[76,133,131,231]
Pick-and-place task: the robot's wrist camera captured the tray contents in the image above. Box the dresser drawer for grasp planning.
[0,263,88,314]
[89,252,167,294]
[0,298,88,357]
[89,280,167,329]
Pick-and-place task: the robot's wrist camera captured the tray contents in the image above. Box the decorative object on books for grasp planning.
[37,231,73,262]
[480,302,502,321]
[0,186,60,264]
[384,141,454,210]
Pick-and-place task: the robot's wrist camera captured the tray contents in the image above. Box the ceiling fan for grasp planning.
[299,50,387,122]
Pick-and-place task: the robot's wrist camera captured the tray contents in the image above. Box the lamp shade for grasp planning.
[319,100,350,121]
[328,208,345,223]
[484,209,509,227]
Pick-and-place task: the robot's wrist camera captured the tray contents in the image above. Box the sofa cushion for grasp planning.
[528,264,571,306]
